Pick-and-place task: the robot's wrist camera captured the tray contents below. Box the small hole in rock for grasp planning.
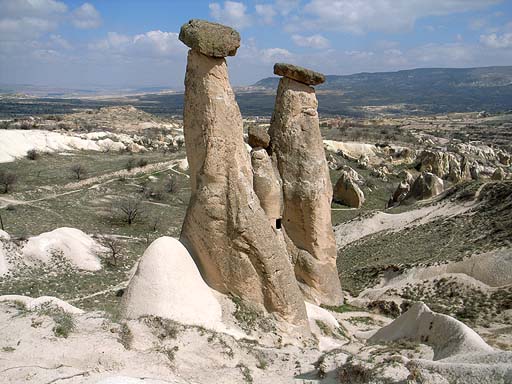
[276,219,282,229]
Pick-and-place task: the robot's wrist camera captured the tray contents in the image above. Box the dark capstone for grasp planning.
[273,62,325,86]
[179,19,241,58]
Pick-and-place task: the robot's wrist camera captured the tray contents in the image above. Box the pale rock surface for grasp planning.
[369,302,493,360]
[404,172,444,202]
[323,140,379,161]
[95,378,173,384]
[121,237,223,330]
[0,229,10,240]
[340,165,364,184]
[373,248,512,289]
[0,129,126,163]
[0,243,8,275]
[22,227,103,271]
[447,156,464,183]
[251,148,283,227]
[305,302,344,350]
[323,140,377,160]
[333,171,365,208]
[269,76,342,306]
[0,294,84,314]
[179,49,307,325]
[415,150,450,179]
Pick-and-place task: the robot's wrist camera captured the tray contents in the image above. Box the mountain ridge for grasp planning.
[253,65,512,89]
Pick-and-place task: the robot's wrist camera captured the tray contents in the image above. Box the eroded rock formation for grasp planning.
[404,172,444,202]
[269,64,343,305]
[251,148,283,227]
[179,20,307,326]
[333,171,365,208]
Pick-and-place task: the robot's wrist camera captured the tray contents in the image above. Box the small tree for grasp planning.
[0,170,17,193]
[70,164,87,180]
[100,235,122,266]
[164,176,178,194]
[26,149,39,160]
[136,158,148,168]
[126,158,136,171]
[114,197,143,225]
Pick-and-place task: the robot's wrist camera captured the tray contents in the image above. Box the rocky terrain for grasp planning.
[0,19,511,384]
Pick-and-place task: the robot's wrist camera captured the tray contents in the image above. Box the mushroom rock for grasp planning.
[178,22,307,326]
[269,64,343,306]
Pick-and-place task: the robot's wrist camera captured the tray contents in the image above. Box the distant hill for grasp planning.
[254,66,512,90]
[1,67,512,118]
[251,66,512,116]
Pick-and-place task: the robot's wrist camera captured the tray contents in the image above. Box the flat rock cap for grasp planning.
[179,19,241,58]
[274,63,325,86]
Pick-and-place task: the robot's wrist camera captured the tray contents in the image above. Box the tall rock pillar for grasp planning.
[178,20,307,326]
[269,63,343,306]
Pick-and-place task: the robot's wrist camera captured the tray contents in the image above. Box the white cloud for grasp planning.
[0,0,67,18]
[291,34,329,49]
[260,47,292,63]
[345,50,374,59]
[209,1,252,29]
[275,0,299,16]
[89,30,186,58]
[255,4,277,24]
[72,3,101,29]
[410,43,475,65]
[0,0,67,40]
[301,0,501,34]
[49,34,71,49]
[480,33,512,48]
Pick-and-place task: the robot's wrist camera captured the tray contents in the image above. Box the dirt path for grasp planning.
[0,159,187,209]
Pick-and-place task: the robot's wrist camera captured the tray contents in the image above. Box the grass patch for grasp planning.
[236,363,253,384]
[118,322,133,349]
[38,306,75,338]
[321,303,362,313]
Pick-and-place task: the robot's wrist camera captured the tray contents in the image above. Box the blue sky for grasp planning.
[1,0,511,89]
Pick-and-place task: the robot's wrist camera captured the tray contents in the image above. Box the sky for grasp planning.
[1,0,511,89]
